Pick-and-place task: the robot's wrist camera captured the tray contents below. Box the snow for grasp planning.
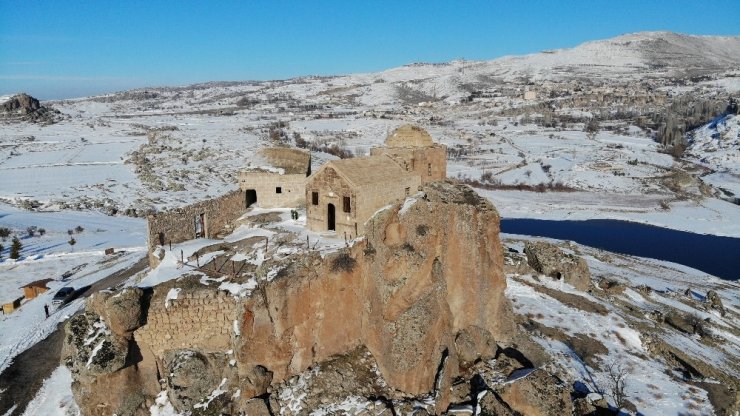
[21,366,79,416]
[164,288,181,308]
[219,277,257,297]
[194,378,228,410]
[149,391,180,416]
[0,250,142,374]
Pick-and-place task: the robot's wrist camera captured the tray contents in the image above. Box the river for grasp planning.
[500,218,740,281]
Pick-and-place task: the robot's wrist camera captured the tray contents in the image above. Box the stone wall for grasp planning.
[238,171,307,208]
[146,190,246,266]
[135,284,238,356]
[371,145,447,183]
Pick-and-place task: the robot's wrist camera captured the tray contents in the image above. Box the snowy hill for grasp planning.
[0,31,739,235]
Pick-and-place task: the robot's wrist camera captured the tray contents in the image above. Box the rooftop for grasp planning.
[385,125,434,148]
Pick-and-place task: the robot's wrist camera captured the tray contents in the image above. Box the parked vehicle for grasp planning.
[52,287,75,306]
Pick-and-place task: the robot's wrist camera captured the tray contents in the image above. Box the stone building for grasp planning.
[238,148,311,208]
[305,155,421,238]
[370,124,446,183]
[146,190,247,267]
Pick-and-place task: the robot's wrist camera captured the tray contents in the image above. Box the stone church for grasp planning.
[305,125,446,238]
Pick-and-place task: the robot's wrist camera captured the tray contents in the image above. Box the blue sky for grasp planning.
[1,1,739,99]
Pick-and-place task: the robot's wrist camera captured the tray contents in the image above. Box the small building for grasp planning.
[2,297,23,314]
[523,90,537,101]
[370,125,447,184]
[305,155,421,238]
[238,148,311,209]
[21,278,53,299]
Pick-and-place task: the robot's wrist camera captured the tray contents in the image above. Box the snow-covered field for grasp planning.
[504,235,739,416]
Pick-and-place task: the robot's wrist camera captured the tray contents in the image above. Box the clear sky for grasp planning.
[1,0,739,99]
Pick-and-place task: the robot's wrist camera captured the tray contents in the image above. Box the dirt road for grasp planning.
[0,255,149,416]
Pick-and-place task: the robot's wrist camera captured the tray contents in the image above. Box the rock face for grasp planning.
[65,181,515,414]
[1,93,40,113]
[524,241,591,290]
[0,93,61,123]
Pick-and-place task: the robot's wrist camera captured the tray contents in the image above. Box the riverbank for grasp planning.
[480,189,740,238]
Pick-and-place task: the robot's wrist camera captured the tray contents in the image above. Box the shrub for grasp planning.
[0,227,11,241]
[416,224,430,236]
[10,236,22,259]
[331,252,357,273]
[75,225,84,233]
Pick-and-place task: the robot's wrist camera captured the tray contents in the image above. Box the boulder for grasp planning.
[494,369,574,416]
[455,326,498,366]
[273,346,393,415]
[524,241,591,290]
[241,398,272,416]
[164,349,223,411]
[62,312,129,377]
[706,290,726,316]
[88,287,145,337]
[665,311,705,335]
[477,390,517,416]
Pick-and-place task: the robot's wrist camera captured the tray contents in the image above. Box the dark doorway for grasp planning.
[327,203,336,231]
[246,189,257,208]
[195,213,205,238]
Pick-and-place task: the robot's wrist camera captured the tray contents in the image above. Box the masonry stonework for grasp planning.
[238,171,306,208]
[238,148,311,209]
[305,156,421,237]
[134,288,238,356]
[146,190,247,267]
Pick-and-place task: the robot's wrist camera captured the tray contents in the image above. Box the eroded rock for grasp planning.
[494,369,574,416]
[62,312,129,377]
[524,241,591,290]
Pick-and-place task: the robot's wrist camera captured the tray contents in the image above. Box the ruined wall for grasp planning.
[305,167,421,238]
[371,144,447,183]
[146,190,246,266]
[238,171,306,208]
[135,284,238,356]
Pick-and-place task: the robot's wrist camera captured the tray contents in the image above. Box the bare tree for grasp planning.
[605,361,629,410]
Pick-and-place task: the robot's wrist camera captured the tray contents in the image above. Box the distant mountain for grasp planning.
[54,31,740,108]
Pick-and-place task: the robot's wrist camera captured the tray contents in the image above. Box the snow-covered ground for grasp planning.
[0,205,146,374]
[20,366,79,416]
[503,235,739,416]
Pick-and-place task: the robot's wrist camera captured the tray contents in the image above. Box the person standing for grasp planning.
[44,304,50,319]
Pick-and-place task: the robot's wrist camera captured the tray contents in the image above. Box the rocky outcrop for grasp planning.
[0,93,61,123]
[524,241,591,290]
[494,369,574,416]
[1,93,40,113]
[706,290,726,316]
[65,181,516,414]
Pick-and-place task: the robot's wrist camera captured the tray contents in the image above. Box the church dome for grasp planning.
[385,125,434,148]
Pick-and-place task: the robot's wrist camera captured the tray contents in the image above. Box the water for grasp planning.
[500,218,740,281]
